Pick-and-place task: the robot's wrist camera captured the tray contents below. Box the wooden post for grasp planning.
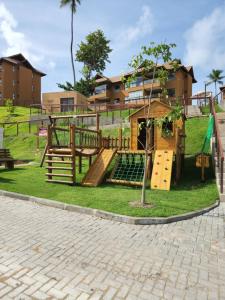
[47,125,52,149]
[37,126,39,150]
[70,125,76,185]
[16,123,19,136]
[98,130,102,149]
[29,121,31,134]
[96,113,100,131]
[89,156,92,167]
[46,125,52,178]
[201,165,205,182]
[118,128,122,150]
[79,155,82,174]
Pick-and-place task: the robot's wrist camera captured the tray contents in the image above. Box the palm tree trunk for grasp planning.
[70,4,76,87]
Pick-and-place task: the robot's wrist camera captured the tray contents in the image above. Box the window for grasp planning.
[32,85,34,92]
[167,88,175,97]
[162,119,173,138]
[60,98,74,112]
[125,90,143,102]
[125,77,143,89]
[0,79,2,85]
[168,72,176,81]
[0,92,2,99]
[113,99,120,104]
[151,89,162,98]
[0,65,2,72]
[13,80,16,87]
[12,66,16,72]
[94,84,107,95]
[114,84,120,92]
[144,78,159,85]
[12,93,16,100]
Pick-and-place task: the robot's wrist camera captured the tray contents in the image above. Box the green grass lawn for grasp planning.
[0,112,218,218]
[0,156,218,217]
[185,117,209,154]
[201,103,224,114]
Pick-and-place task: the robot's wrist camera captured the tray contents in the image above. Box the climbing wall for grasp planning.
[82,149,117,187]
[151,150,173,191]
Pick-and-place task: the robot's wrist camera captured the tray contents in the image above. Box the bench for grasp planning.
[0,149,14,169]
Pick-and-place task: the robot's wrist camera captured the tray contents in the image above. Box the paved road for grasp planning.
[0,196,225,300]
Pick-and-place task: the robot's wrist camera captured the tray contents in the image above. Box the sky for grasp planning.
[0,0,225,95]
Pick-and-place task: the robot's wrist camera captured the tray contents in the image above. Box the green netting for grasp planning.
[112,153,144,182]
[201,114,214,154]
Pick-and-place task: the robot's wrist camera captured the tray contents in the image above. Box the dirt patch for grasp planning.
[129,201,154,209]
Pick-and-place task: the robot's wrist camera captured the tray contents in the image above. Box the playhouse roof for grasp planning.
[129,101,172,120]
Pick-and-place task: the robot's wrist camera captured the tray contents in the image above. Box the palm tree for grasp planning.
[60,0,81,87]
[208,69,225,98]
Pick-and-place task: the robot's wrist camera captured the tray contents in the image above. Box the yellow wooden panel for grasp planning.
[151,150,173,191]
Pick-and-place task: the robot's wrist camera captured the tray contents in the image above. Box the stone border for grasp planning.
[0,189,220,225]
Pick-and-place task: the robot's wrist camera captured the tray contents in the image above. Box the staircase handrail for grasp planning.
[210,95,224,193]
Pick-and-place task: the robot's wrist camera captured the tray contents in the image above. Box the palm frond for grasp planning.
[60,0,81,12]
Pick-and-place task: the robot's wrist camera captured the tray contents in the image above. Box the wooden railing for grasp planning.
[74,127,102,149]
[102,136,130,150]
[47,124,130,151]
[210,96,224,194]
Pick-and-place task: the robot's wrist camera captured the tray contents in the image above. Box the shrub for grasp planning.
[4,98,15,115]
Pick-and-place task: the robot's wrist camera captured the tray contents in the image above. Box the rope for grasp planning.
[112,153,145,182]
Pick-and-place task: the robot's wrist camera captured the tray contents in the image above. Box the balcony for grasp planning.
[125,79,161,92]
[89,89,111,102]
[143,79,161,91]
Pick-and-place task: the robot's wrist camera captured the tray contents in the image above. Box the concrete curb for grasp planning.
[0,189,220,225]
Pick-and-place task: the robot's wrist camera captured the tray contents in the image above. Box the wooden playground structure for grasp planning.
[42,101,186,191]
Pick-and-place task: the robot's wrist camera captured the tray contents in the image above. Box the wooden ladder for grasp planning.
[45,148,75,185]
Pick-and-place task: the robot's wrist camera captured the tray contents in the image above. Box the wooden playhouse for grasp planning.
[128,100,186,190]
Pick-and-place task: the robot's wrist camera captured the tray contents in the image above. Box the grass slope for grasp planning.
[0,106,36,122]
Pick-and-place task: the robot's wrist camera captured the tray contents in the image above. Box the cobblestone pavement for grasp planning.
[0,196,225,300]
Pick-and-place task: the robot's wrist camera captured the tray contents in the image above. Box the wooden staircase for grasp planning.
[45,148,75,185]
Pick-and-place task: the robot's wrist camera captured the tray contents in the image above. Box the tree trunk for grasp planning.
[71,4,76,87]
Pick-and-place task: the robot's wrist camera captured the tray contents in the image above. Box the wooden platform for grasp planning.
[151,150,173,191]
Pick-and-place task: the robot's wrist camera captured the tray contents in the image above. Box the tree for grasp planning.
[76,29,112,81]
[58,30,112,97]
[124,42,180,206]
[57,78,94,97]
[60,0,81,86]
[208,69,225,98]
[4,98,15,115]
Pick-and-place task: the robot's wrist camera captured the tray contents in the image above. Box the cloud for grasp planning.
[113,5,154,49]
[47,61,56,70]
[184,4,225,70]
[0,2,43,64]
